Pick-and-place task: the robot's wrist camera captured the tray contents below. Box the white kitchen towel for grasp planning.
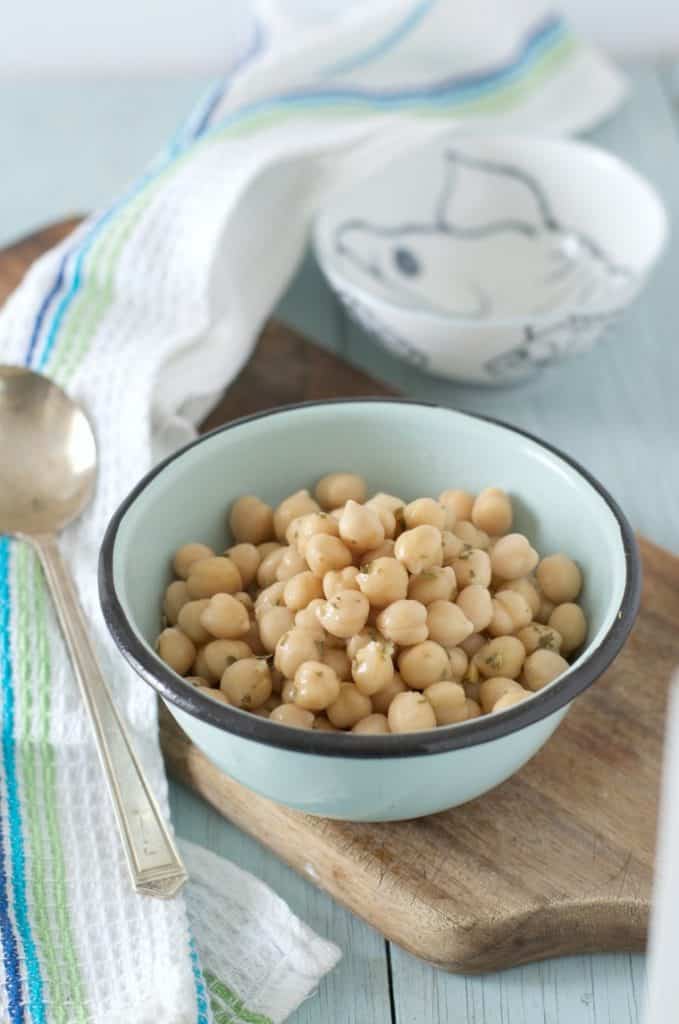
[0,2,625,1021]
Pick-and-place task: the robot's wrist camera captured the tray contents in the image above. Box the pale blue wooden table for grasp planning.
[3,62,679,1023]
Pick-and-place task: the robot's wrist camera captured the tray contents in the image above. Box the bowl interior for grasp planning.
[314,135,667,324]
[111,402,628,712]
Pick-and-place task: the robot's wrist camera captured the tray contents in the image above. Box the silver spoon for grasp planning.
[0,365,187,899]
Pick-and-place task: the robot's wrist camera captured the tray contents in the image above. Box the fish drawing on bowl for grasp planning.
[313,136,667,383]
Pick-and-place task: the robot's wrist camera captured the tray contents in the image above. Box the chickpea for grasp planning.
[185,675,210,689]
[329,505,345,521]
[163,580,190,625]
[522,649,569,691]
[173,543,215,580]
[452,548,491,589]
[258,606,295,652]
[424,680,466,725]
[492,590,533,632]
[471,488,513,536]
[242,618,266,656]
[192,647,212,681]
[270,704,315,729]
[199,593,250,640]
[273,490,321,542]
[225,543,260,588]
[475,636,526,679]
[490,534,539,581]
[157,628,195,675]
[403,497,446,531]
[368,507,397,541]
[286,512,339,556]
[283,571,323,611]
[461,632,486,657]
[186,556,243,598]
[323,566,360,600]
[229,496,275,545]
[487,598,514,638]
[376,600,428,646]
[441,531,467,565]
[516,623,562,656]
[275,548,309,584]
[271,668,284,694]
[388,691,436,733]
[394,525,443,575]
[371,672,407,714]
[478,677,524,713]
[398,641,450,689]
[352,713,390,735]
[346,628,380,660]
[315,472,367,510]
[455,585,493,632]
[281,680,297,704]
[447,647,468,681]
[362,538,396,562]
[339,500,385,554]
[426,600,473,648]
[203,688,232,705]
[493,690,530,712]
[293,661,341,711]
[463,678,481,702]
[367,492,406,514]
[327,684,372,729]
[323,647,352,681]
[305,534,353,577]
[439,489,474,523]
[352,640,395,696]
[453,521,490,550]
[356,557,409,608]
[254,581,286,618]
[204,639,253,680]
[257,547,287,588]
[548,603,587,655]
[234,592,254,612]
[221,657,271,709]
[177,599,212,644]
[318,590,370,639]
[535,594,556,624]
[274,627,322,679]
[257,541,281,561]
[313,715,339,732]
[536,555,583,603]
[408,566,457,605]
[294,599,326,639]
[501,577,541,616]
[463,698,482,720]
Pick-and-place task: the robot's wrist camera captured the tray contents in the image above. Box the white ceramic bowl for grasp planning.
[314,135,667,384]
[100,401,640,821]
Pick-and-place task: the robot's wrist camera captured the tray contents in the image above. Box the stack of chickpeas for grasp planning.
[156,473,587,734]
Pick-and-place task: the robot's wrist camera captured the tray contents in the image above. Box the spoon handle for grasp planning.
[31,533,188,899]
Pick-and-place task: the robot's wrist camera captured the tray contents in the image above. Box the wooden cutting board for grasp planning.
[1,221,671,973]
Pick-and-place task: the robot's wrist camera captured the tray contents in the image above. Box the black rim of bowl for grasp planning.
[99,398,641,759]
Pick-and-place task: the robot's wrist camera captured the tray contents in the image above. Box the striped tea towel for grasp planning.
[0,1,625,1021]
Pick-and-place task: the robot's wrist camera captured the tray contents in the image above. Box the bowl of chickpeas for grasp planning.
[99,400,640,821]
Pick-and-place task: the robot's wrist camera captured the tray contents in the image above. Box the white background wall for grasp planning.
[1,1,678,77]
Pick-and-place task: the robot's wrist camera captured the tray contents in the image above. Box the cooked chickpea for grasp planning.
[522,649,569,691]
[313,714,339,732]
[173,543,215,580]
[203,688,232,705]
[327,683,372,729]
[186,556,242,598]
[163,580,190,625]
[281,679,297,704]
[493,590,533,631]
[356,557,409,608]
[403,497,446,531]
[199,593,250,640]
[352,713,390,734]
[318,590,370,638]
[229,496,274,545]
[453,521,490,550]
[447,647,469,681]
[493,690,530,712]
[157,627,195,675]
[455,585,493,632]
[398,641,450,689]
[490,534,539,581]
[185,675,209,689]
[536,555,583,603]
[464,698,482,720]
[441,531,467,565]
[362,538,396,561]
[424,680,466,724]
[315,472,367,510]
[323,566,360,600]
[258,606,295,652]
[254,581,286,618]
[388,691,436,733]
[475,636,526,679]
[257,541,281,561]
[273,490,321,542]
[352,640,395,696]
[516,623,562,656]
[346,629,379,659]
[368,672,406,713]
[367,492,406,514]
[283,571,323,611]
[439,489,474,523]
[294,599,326,638]
[376,600,428,646]
[242,619,266,656]
[221,657,271,709]
[487,598,514,638]
[305,534,353,576]
[256,547,287,588]
[394,525,443,575]
[408,566,456,605]
[177,599,212,644]
[204,639,253,679]
[323,647,352,681]
[234,592,254,612]
[471,488,513,536]
[461,632,486,657]
[535,594,556,624]
[368,505,398,541]
[501,577,541,616]
[339,500,385,554]
[274,627,323,678]
[426,600,473,648]
[192,647,212,681]
[269,705,315,729]
[478,677,524,713]
[293,661,341,711]
[275,547,309,584]
[548,603,587,655]
[225,543,260,588]
[287,512,339,555]
[452,548,491,589]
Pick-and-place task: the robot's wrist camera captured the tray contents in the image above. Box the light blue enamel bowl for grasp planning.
[99,400,640,821]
